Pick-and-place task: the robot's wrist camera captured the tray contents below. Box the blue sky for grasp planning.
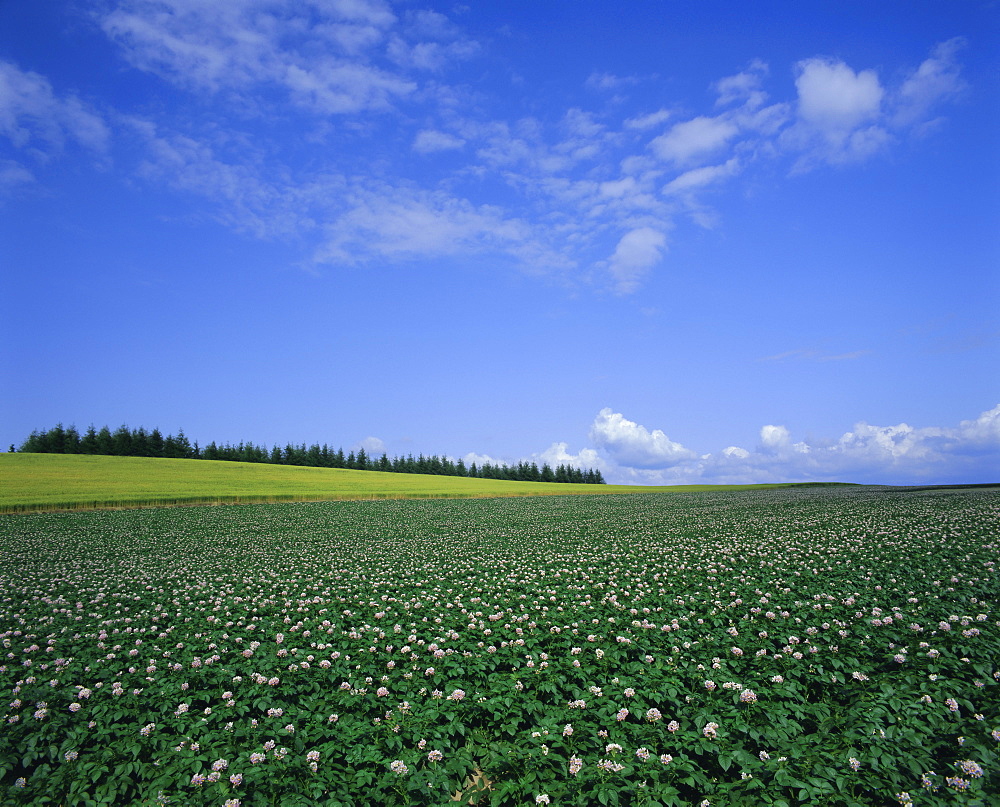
[2,0,998,485]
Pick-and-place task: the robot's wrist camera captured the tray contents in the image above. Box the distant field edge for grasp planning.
[0,453,862,514]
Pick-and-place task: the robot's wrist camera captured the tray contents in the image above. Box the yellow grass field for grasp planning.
[0,453,841,513]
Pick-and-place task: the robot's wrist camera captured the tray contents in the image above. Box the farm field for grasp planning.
[0,454,836,514]
[1,487,997,806]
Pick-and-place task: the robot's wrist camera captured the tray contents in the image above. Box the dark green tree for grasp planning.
[111,425,132,456]
[148,428,165,458]
[80,425,99,454]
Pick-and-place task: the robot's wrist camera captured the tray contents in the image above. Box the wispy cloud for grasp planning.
[0,61,110,161]
[893,37,966,127]
[99,0,469,113]
[412,129,465,153]
[650,115,740,165]
[586,71,640,91]
[4,19,969,293]
[606,228,669,294]
[313,181,552,267]
[759,347,871,363]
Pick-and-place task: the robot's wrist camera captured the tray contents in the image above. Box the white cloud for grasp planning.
[282,61,416,114]
[624,109,671,130]
[386,35,478,72]
[100,0,474,111]
[894,37,965,127]
[412,129,465,153]
[662,157,739,195]
[130,121,307,238]
[714,60,769,108]
[580,404,1000,485]
[0,60,109,156]
[77,20,968,297]
[589,408,695,468]
[607,227,667,293]
[599,176,638,198]
[462,451,504,468]
[356,436,387,455]
[315,182,545,265]
[955,403,1000,446]
[759,424,791,452]
[784,57,889,164]
[760,347,871,363]
[0,158,34,191]
[796,58,883,131]
[586,72,639,91]
[649,115,739,165]
[326,0,397,27]
[534,441,604,472]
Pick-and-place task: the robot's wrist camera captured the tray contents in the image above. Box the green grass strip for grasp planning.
[0,453,856,513]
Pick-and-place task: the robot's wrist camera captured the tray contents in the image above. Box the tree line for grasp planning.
[14,424,606,484]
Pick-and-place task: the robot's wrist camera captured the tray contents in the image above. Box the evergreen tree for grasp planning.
[80,425,99,454]
[96,426,114,455]
[132,427,152,457]
[44,424,66,453]
[19,430,40,453]
[112,425,132,456]
[148,428,165,458]
[167,429,193,459]
[62,425,81,453]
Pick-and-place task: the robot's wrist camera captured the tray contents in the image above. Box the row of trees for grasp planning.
[15,424,606,484]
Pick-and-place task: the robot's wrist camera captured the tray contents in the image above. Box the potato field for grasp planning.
[1,488,997,806]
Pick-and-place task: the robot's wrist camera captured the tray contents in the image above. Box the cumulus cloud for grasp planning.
[957,403,1000,445]
[796,58,884,131]
[580,404,1000,485]
[784,56,889,164]
[462,451,505,468]
[534,442,604,472]
[759,424,792,452]
[356,436,387,455]
[607,227,668,293]
[589,408,695,468]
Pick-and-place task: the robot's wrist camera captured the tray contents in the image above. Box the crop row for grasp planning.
[1,488,997,805]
